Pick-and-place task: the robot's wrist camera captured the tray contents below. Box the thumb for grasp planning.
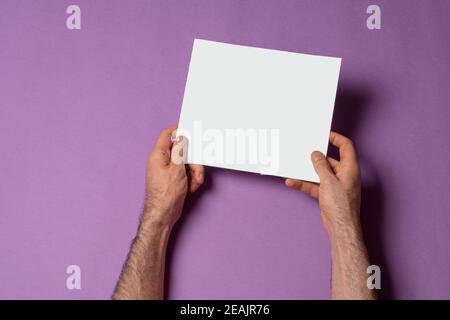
[311,151,333,180]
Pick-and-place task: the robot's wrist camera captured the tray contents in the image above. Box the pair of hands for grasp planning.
[144,125,361,238]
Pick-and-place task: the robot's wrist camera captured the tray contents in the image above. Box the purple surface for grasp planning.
[0,0,449,299]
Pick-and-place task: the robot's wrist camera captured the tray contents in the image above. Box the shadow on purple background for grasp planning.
[333,85,393,299]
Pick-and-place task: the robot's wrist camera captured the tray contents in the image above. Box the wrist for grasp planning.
[326,213,363,245]
[139,207,175,236]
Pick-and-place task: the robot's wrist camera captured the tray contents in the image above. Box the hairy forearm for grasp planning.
[113,209,172,300]
[329,217,377,300]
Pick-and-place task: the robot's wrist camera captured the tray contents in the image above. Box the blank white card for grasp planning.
[177,39,341,183]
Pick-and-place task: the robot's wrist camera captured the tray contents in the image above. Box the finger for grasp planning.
[311,151,333,180]
[151,125,178,165]
[154,124,178,152]
[189,179,201,193]
[285,178,319,198]
[329,131,357,164]
[327,156,339,172]
[188,164,205,185]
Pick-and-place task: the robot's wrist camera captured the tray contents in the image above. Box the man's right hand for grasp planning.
[144,125,205,229]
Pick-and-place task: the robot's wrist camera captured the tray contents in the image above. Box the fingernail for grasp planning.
[170,130,177,142]
[197,172,204,183]
[311,151,323,161]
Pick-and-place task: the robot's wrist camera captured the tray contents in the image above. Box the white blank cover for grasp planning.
[178,39,341,183]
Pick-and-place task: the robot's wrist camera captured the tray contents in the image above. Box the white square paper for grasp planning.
[177,39,341,183]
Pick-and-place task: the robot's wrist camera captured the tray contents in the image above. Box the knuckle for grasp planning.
[343,137,353,147]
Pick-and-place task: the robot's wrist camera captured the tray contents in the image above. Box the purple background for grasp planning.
[0,0,449,299]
